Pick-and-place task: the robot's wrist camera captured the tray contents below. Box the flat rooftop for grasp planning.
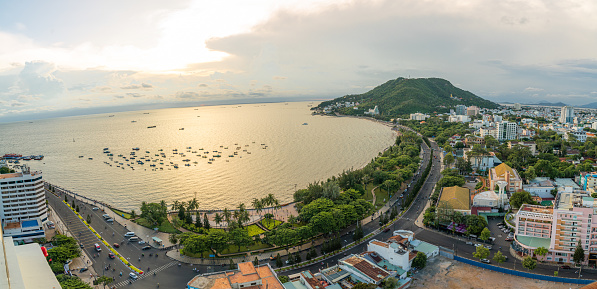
[516,235,551,249]
[519,204,553,215]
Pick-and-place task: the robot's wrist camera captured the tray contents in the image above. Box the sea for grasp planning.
[0,102,396,211]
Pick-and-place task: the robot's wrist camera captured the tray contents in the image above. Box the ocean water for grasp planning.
[0,102,395,211]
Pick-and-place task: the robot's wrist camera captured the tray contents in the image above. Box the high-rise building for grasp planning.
[496,121,518,141]
[514,103,521,110]
[0,165,47,241]
[560,106,574,123]
[455,105,467,116]
[466,106,479,116]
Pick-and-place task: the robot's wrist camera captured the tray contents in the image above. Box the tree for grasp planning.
[534,246,548,262]
[229,258,235,270]
[195,213,202,228]
[444,153,455,166]
[214,213,223,228]
[56,275,93,289]
[412,252,427,269]
[96,275,113,289]
[171,216,182,228]
[473,246,490,261]
[207,230,229,256]
[131,209,136,219]
[522,256,536,271]
[276,253,283,267]
[86,214,91,224]
[278,275,289,283]
[203,213,211,230]
[455,157,472,175]
[352,283,377,289]
[182,235,209,255]
[573,240,585,265]
[169,233,179,248]
[75,205,80,213]
[493,251,506,267]
[526,166,537,181]
[480,228,491,243]
[381,277,398,289]
[509,191,538,209]
[230,228,253,251]
[64,194,68,202]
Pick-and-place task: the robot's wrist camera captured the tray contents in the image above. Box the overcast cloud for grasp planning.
[0,0,596,121]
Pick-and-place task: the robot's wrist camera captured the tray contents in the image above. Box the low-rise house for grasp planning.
[438,186,471,215]
[489,163,523,193]
[188,262,283,289]
[338,255,393,285]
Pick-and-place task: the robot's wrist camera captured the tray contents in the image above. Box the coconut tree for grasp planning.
[214,212,223,228]
[223,208,232,230]
[252,198,263,218]
[171,200,180,211]
[187,198,199,212]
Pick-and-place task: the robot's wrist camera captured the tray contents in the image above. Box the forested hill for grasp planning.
[316,77,499,118]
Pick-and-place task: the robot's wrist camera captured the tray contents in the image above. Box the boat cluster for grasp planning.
[2,154,44,163]
[85,143,268,171]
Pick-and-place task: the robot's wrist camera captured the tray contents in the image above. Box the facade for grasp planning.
[438,186,471,215]
[479,127,498,139]
[472,190,499,208]
[455,105,467,116]
[463,149,501,171]
[566,131,587,143]
[489,163,523,193]
[523,177,556,199]
[508,141,537,156]
[448,115,470,123]
[466,106,480,116]
[496,121,518,141]
[560,106,575,124]
[409,113,429,121]
[580,172,597,190]
[0,165,47,241]
[187,262,283,289]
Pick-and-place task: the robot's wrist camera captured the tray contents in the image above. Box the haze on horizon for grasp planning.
[1,0,596,122]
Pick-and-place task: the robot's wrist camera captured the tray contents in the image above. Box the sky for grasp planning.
[1,0,596,122]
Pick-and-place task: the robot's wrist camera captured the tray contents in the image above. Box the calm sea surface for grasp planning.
[0,102,395,211]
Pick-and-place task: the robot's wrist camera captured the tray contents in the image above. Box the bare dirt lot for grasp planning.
[411,256,582,289]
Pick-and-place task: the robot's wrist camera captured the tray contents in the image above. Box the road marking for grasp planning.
[113,261,177,287]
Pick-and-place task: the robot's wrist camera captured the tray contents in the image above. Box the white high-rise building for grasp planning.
[514,103,521,110]
[560,106,574,123]
[496,121,518,141]
[0,165,47,241]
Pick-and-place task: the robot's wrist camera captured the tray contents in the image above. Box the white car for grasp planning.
[474,243,482,247]
[138,240,146,245]
[129,272,138,279]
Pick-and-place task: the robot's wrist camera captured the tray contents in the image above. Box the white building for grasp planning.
[0,165,47,241]
[455,105,467,116]
[463,149,501,171]
[472,190,499,207]
[365,106,380,116]
[466,106,480,116]
[524,177,555,199]
[560,106,574,124]
[514,103,522,110]
[448,115,470,123]
[566,130,587,142]
[496,121,518,141]
[479,127,498,139]
[409,113,429,121]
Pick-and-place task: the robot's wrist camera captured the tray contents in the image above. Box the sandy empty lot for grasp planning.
[410,256,583,289]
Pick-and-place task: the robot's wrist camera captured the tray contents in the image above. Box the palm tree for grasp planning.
[252,198,263,219]
[187,197,199,213]
[223,208,231,230]
[214,213,223,228]
[171,200,180,211]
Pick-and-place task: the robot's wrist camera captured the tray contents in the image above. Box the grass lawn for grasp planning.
[246,224,265,236]
[220,242,272,255]
[134,218,180,234]
[362,183,390,210]
[260,219,283,230]
[110,208,132,219]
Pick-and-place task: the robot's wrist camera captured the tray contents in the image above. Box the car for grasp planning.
[383,228,390,233]
[138,240,146,245]
[102,214,110,219]
[106,218,114,223]
[79,267,88,273]
[474,243,482,247]
[129,272,138,279]
[124,232,135,237]
[484,245,492,250]
[92,207,99,211]
[79,243,84,248]
[561,265,571,269]
[141,245,152,250]
[465,241,473,245]
[94,243,101,252]
[108,253,115,259]
[505,237,513,241]
[497,225,503,228]
[481,259,490,264]
[113,243,120,248]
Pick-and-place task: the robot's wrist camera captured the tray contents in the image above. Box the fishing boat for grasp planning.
[132,148,140,151]
[103,148,109,151]
[179,128,184,130]
[207,161,212,164]
[33,155,44,160]
[302,123,308,125]
[3,154,22,159]
[173,164,179,169]
[147,126,156,128]
[88,158,93,160]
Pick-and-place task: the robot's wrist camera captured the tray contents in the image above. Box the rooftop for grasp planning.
[519,204,553,215]
[439,186,470,211]
[516,235,551,249]
[492,163,520,179]
[412,241,438,256]
[188,263,282,289]
[554,178,580,189]
[341,255,389,283]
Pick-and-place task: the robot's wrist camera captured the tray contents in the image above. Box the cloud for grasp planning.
[92,86,113,93]
[17,61,66,98]
[524,87,544,92]
[114,95,125,99]
[175,91,202,99]
[126,93,143,98]
[273,76,287,80]
[121,84,142,89]
[141,83,153,88]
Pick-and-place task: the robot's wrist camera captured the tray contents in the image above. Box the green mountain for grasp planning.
[316,77,499,117]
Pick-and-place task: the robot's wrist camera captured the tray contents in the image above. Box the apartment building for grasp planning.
[508,141,537,156]
[496,121,518,141]
[0,165,47,241]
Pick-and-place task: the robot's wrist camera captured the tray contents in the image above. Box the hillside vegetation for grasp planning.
[316,77,498,118]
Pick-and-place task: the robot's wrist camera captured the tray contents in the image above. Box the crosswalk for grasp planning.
[112,261,177,287]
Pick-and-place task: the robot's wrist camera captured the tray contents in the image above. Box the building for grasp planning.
[479,127,498,139]
[488,163,523,193]
[566,130,587,143]
[463,135,485,147]
[365,106,380,116]
[514,103,522,110]
[496,121,518,141]
[409,113,429,121]
[560,106,575,124]
[438,186,471,215]
[448,115,470,123]
[0,165,47,241]
[508,141,537,155]
[472,190,499,208]
[455,105,467,116]
[466,106,480,116]
[463,149,501,171]
[512,191,597,265]
[524,177,556,199]
[0,225,61,289]
[580,172,597,190]
[187,262,283,289]
[338,255,392,285]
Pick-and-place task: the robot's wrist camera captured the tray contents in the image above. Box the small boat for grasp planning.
[179,128,184,130]
[132,148,140,151]
[88,158,93,160]
[173,164,179,169]
[185,163,190,166]
[302,123,308,125]
[79,156,84,158]
[103,148,109,151]
[147,126,156,128]
[131,120,137,123]
[109,115,115,117]
[207,161,212,164]
[229,155,234,157]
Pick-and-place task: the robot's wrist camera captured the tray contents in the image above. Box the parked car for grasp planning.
[138,240,146,245]
[94,243,101,252]
[113,243,120,248]
[465,241,473,245]
[124,232,135,237]
[141,246,152,250]
[108,253,115,259]
[505,236,514,241]
[484,245,492,250]
[79,243,84,248]
[561,265,571,269]
[79,267,88,273]
[105,218,114,223]
[481,259,491,264]
[474,243,482,247]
